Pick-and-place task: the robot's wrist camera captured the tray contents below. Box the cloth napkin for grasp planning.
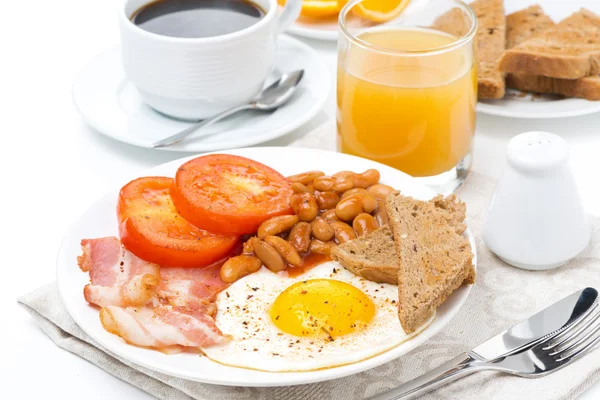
[19,125,600,400]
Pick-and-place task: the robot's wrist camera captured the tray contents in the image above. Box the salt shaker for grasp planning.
[483,131,590,270]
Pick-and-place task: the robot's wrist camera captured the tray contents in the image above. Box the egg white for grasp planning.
[200,262,434,372]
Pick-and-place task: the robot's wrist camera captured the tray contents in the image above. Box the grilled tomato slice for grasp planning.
[117,176,239,267]
[171,154,294,235]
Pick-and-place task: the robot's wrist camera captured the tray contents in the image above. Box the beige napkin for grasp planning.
[18,126,600,399]
[18,172,600,400]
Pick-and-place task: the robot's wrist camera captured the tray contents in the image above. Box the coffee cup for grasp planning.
[119,0,302,120]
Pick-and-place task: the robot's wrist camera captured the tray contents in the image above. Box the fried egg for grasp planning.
[201,263,434,371]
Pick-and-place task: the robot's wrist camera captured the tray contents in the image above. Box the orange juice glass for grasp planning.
[337,0,477,191]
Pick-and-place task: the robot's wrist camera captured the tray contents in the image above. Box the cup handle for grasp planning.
[276,0,303,35]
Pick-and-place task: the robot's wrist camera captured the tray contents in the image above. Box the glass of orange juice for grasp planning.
[337,0,477,191]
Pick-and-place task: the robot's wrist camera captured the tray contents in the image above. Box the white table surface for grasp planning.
[3,0,599,398]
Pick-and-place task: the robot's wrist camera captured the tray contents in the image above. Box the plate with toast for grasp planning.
[57,147,476,385]
[463,1,600,118]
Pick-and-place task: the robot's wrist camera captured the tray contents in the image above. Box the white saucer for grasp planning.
[72,36,330,152]
[477,89,600,119]
[288,17,339,41]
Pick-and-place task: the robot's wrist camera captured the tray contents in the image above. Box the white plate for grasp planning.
[72,36,330,152]
[288,17,339,41]
[477,89,600,119]
[56,147,476,387]
[474,2,600,119]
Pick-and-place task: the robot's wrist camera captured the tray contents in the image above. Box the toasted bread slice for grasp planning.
[385,194,474,334]
[331,195,468,285]
[505,6,600,100]
[499,8,600,79]
[431,5,470,37]
[331,227,398,284]
[431,194,467,235]
[507,74,600,100]
[506,5,555,49]
[433,0,506,99]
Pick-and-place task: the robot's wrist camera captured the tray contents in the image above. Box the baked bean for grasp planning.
[290,193,318,221]
[361,192,378,213]
[288,222,311,253]
[374,210,388,226]
[310,217,335,241]
[257,215,299,239]
[333,171,356,180]
[374,199,388,226]
[313,176,353,192]
[312,176,335,191]
[292,182,311,194]
[321,209,340,222]
[265,236,302,266]
[306,183,314,192]
[220,255,262,283]
[287,171,325,185]
[243,237,260,253]
[367,184,397,200]
[254,240,286,272]
[330,221,357,243]
[332,177,353,192]
[309,239,336,256]
[335,194,363,221]
[315,191,340,210]
[353,213,379,236]
[341,187,367,199]
[353,169,381,188]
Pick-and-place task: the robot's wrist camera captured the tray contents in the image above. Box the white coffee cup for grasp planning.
[119,0,302,120]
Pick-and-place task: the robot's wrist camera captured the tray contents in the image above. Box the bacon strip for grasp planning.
[78,237,160,307]
[100,305,227,348]
[78,237,229,349]
[158,264,228,314]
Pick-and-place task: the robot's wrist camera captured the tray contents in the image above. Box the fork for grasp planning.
[367,302,600,399]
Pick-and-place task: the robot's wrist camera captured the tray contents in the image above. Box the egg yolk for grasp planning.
[269,279,375,338]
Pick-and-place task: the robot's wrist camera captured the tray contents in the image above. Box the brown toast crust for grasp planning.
[507,74,600,100]
[431,194,467,235]
[499,8,600,79]
[506,5,556,49]
[331,227,398,285]
[505,6,600,100]
[331,194,469,286]
[385,194,475,334]
[433,0,506,99]
[471,0,506,98]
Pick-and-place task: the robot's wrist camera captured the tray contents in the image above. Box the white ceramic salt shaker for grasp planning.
[483,131,590,270]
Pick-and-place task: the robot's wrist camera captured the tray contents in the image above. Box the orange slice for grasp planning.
[353,0,410,22]
[278,0,339,19]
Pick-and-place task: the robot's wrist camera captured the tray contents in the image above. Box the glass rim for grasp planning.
[338,0,478,56]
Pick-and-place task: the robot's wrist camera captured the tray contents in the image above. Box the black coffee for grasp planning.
[131,0,265,38]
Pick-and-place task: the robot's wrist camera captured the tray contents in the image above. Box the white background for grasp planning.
[2,0,599,398]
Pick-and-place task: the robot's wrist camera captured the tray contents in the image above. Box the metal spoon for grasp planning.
[150,70,304,148]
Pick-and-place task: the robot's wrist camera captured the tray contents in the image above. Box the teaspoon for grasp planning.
[151,70,304,148]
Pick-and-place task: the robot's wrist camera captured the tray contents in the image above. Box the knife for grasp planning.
[367,287,598,400]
